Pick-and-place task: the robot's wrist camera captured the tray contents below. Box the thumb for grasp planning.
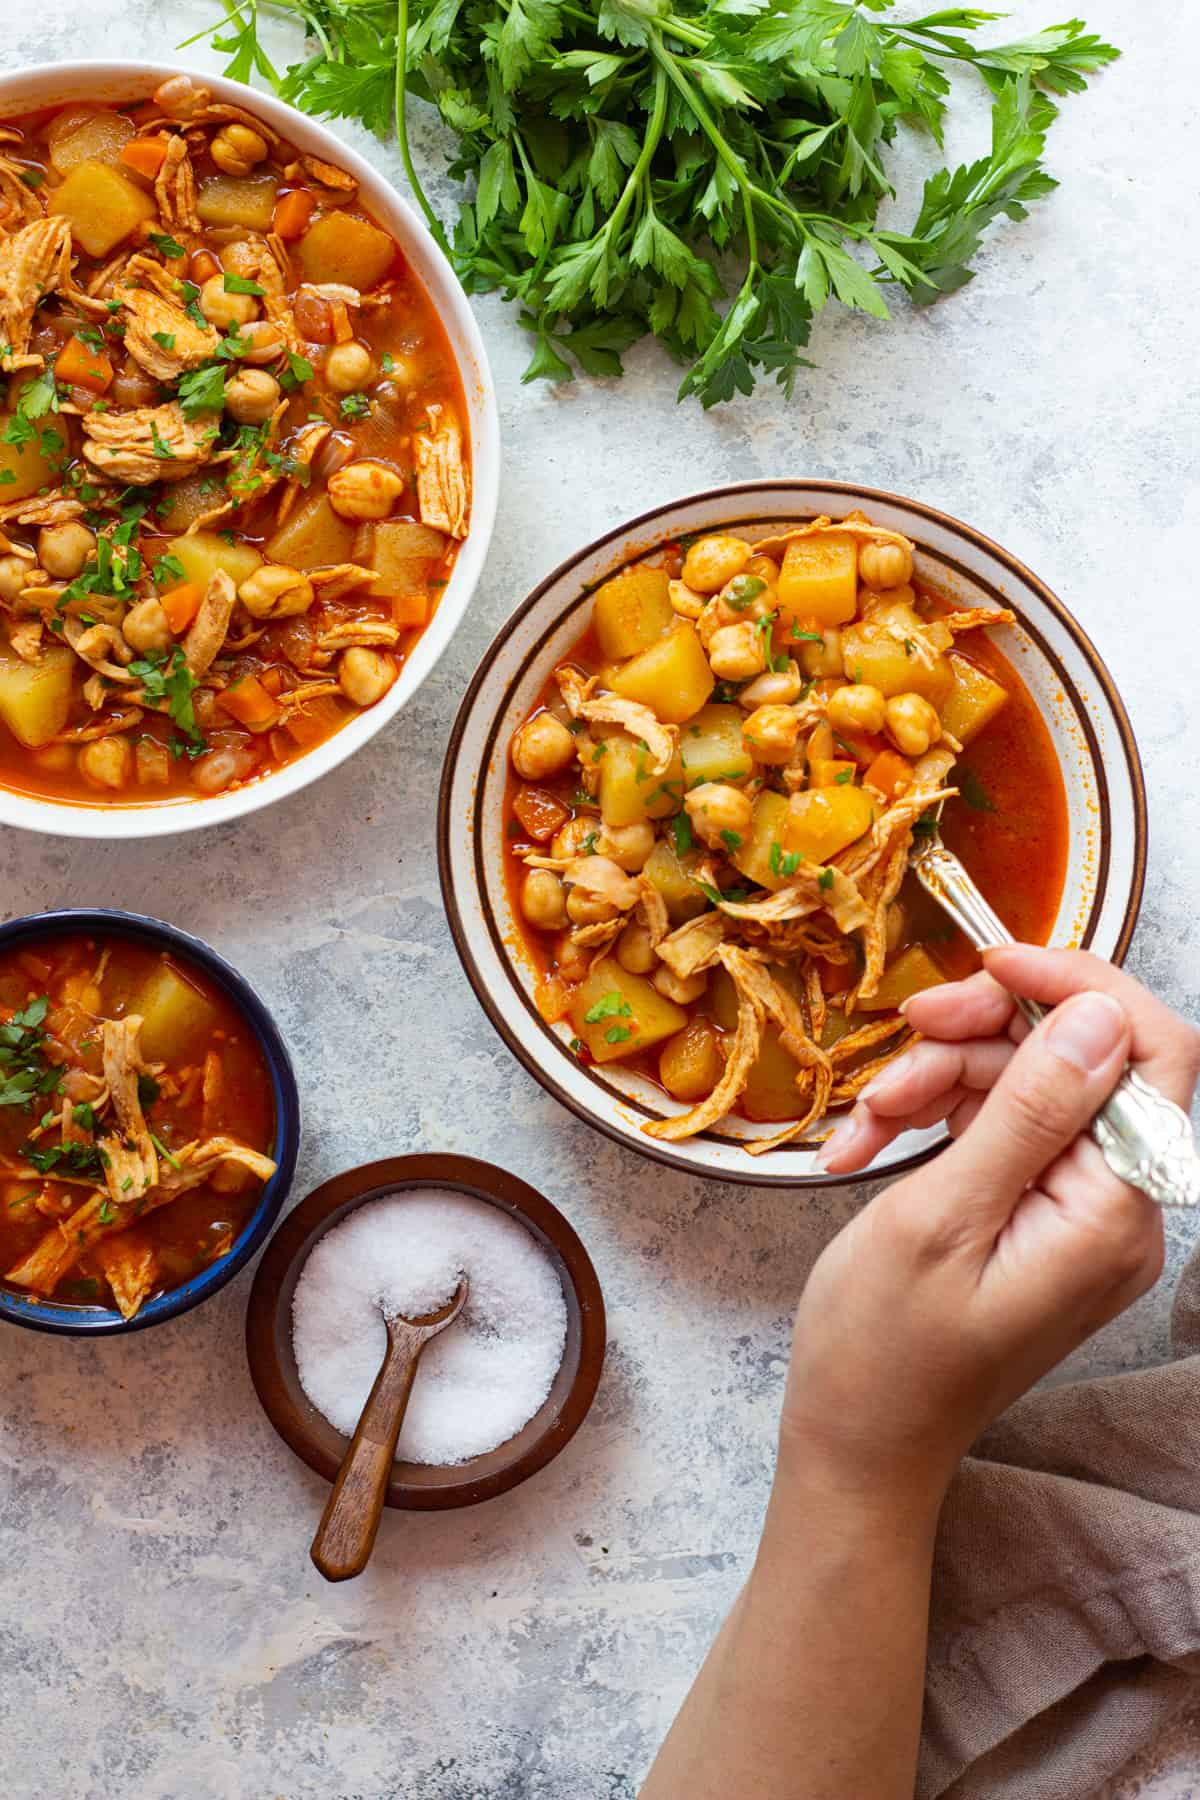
[935,990,1131,1208]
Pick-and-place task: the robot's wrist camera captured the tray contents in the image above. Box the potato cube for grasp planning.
[592,566,674,661]
[777,534,858,626]
[598,735,685,828]
[266,493,357,570]
[732,790,792,892]
[0,644,75,749]
[168,531,263,593]
[366,520,447,599]
[609,622,714,725]
[48,108,135,174]
[680,703,754,789]
[48,160,156,256]
[938,652,1008,747]
[856,944,947,1013]
[642,836,708,924]
[784,786,875,865]
[841,618,952,705]
[296,214,395,291]
[134,962,218,1061]
[569,957,688,1064]
[196,173,280,231]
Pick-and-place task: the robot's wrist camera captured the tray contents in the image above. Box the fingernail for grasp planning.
[860,1049,915,1103]
[815,1108,865,1171]
[1044,992,1126,1073]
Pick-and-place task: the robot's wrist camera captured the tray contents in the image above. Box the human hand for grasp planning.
[778,946,1200,1512]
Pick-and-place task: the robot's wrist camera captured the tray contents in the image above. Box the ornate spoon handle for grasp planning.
[912,839,1200,1209]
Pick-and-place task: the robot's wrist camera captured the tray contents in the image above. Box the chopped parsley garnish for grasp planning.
[0,996,61,1111]
[75,324,105,350]
[72,1102,95,1132]
[152,553,186,587]
[604,1024,633,1045]
[754,611,783,673]
[568,1037,584,1055]
[151,331,178,351]
[19,168,45,189]
[722,574,766,612]
[339,391,370,419]
[590,741,608,763]
[790,624,824,643]
[137,1074,160,1107]
[179,281,207,330]
[834,769,853,784]
[380,352,395,374]
[222,272,265,296]
[128,646,205,748]
[149,419,176,460]
[818,867,835,891]
[99,1199,116,1223]
[22,1139,105,1180]
[581,830,599,855]
[768,842,802,878]
[178,363,227,418]
[280,351,315,392]
[669,812,692,855]
[584,991,632,1025]
[960,768,996,812]
[149,1132,181,1170]
[911,812,939,838]
[719,829,742,851]
[150,231,186,260]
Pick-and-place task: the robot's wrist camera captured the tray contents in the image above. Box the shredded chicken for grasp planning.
[300,152,357,194]
[636,876,670,948]
[184,570,236,678]
[562,855,641,912]
[415,403,470,538]
[82,399,217,484]
[99,1016,157,1203]
[941,606,1017,635]
[655,912,727,981]
[316,618,398,652]
[94,1233,159,1323]
[644,954,764,1141]
[752,514,916,562]
[0,155,43,230]
[275,422,332,526]
[0,216,74,372]
[554,668,677,774]
[154,134,201,235]
[0,488,87,527]
[117,280,218,381]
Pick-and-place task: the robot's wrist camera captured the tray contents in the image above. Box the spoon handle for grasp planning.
[912,839,1200,1209]
[310,1319,425,1582]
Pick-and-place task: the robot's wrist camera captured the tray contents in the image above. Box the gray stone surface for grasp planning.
[1,3,1198,1795]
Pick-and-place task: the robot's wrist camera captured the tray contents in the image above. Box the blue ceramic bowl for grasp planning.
[0,909,300,1337]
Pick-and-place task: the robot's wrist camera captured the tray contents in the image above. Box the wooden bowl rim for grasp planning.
[244,1153,607,1509]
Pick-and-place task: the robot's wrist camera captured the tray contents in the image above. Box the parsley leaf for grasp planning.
[222,272,266,296]
[150,231,186,260]
[178,364,227,419]
[584,991,633,1024]
[959,767,997,812]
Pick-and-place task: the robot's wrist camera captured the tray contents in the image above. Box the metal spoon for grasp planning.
[310,1278,469,1582]
[909,820,1200,1208]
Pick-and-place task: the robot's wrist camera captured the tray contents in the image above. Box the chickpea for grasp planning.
[885,692,942,758]
[238,563,314,621]
[741,704,801,766]
[682,533,751,595]
[236,320,287,366]
[827,682,887,735]
[37,522,94,581]
[211,122,270,178]
[859,539,914,591]
[198,274,260,331]
[599,820,655,873]
[511,712,575,782]
[325,341,375,395]
[521,868,567,931]
[327,459,407,522]
[78,734,132,790]
[0,554,30,602]
[796,626,844,679]
[616,919,656,976]
[555,932,591,983]
[550,816,598,861]
[122,596,172,654]
[153,74,203,120]
[653,963,708,1005]
[745,553,781,589]
[225,369,281,425]
[738,662,804,709]
[565,888,618,926]
[338,647,396,708]
[659,1018,723,1102]
[708,621,766,682]
[684,782,753,850]
[190,747,246,795]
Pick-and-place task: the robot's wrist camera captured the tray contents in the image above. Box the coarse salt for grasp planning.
[291,1188,568,1466]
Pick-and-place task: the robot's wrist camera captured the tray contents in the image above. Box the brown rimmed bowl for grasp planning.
[245,1154,606,1509]
[437,479,1148,1188]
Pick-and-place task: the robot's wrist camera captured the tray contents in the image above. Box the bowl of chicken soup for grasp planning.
[438,480,1146,1187]
[0,61,498,838]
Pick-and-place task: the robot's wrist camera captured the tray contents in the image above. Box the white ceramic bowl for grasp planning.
[0,60,499,840]
[439,481,1147,1188]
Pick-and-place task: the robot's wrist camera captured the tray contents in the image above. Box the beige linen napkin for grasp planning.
[918,1249,1200,1798]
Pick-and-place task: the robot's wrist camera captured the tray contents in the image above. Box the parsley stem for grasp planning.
[650,40,757,268]
[394,0,452,256]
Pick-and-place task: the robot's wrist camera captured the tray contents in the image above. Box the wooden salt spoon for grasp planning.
[310,1278,469,1581]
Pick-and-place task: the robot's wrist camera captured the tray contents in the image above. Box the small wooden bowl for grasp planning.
[245,1154,606,1509]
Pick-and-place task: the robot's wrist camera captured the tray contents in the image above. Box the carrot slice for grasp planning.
[119,136,169,180]
[273,188,315,240]
[864,748,914,801]
[160,583,203,635]
[189,248,220,285]
[809,758,857,790]
[391,591,429,629]
[56,334,113,395]
[218,674,279,732]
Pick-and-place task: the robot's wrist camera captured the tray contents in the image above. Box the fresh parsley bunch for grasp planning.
[199,1,1118,405]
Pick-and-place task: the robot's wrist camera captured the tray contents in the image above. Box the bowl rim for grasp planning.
[0,58,500,841]
[0,907,301,1334]
[244,1153,607,1510]
[437,477,1148,1188]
